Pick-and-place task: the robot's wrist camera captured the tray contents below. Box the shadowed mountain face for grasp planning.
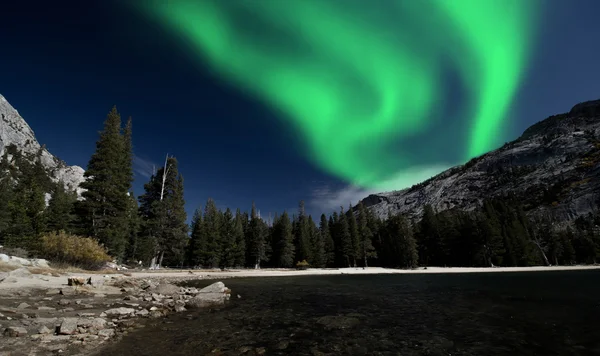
[361,99,600,223]
[0,94,85,196]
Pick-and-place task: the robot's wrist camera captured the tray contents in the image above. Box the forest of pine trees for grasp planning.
[1,107,600,269]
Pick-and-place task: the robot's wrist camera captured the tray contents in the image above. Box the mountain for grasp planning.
[0,94,85,196]
[361,99,600,223]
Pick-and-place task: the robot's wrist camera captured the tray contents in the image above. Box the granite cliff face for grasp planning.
[361,99,600,223]
[0,94,85,196]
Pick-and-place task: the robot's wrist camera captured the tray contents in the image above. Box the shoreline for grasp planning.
[1,264,599,355]
[2,265,600,294]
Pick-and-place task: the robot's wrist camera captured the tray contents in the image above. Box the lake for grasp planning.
[97,270,600,356]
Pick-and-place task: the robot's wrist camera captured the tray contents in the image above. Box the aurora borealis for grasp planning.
[139,0,539,192]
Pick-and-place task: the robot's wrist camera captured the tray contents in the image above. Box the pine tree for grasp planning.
[0,152,13,244]
[248,202,268,268]
[357,202,376,267]
[308,215,325,267]
[233,208,246,267]
[294,200,312,263]
[124,191,141,264]
[138,157,188,267]
[77,107,133,260]
[320,214,335,266]
[347,204,360,267]
[201,198,222,268]
[220,208,236,268]
[187,208,205,266]
[337,206,353,267]
[272,211,295,267]
[45,181,77,233]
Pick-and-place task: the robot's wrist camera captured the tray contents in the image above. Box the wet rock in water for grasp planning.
[186,282,231,309]
[37,306,56,311]
[275,340,290,350]
[59,318,79,335]
[16,302,30,310]
[174,305,186,313]
[4,326,28,337]
[98,328,115,338]
[255,347,266,355]
[101,307,135,317]
[199,281,227,293]
[135,309,149,317]
[316,315,360,330]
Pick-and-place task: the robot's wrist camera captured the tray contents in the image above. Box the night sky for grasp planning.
[1,0,599,221]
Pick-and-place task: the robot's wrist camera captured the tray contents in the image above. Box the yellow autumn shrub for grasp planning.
[40,231,112,270]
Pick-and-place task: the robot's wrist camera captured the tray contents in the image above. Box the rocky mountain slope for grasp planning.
[0,94,85,196]
[361,99,600,223]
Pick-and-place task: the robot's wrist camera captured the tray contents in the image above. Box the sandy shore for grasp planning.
[3,265,600,293]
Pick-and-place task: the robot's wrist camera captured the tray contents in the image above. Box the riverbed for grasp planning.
[96,270,600,356]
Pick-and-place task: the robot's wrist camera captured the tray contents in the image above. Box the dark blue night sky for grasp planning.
[1,0,599,222]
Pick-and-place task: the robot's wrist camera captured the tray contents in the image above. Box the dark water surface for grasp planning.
[99,271,600,356]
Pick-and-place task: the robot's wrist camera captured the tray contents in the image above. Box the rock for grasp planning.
[89,318,107,331]
[0,272,8,283]
[199,281,226,293]
[77,313,96,317]
[135,309,149,317]
[58,299,70,306]
[38,325,52,334]
[46,289,60,295]
[16,302,30,310]
[94,293,106,298]
[59,287,77,296]
[0,95,86,197]
[276,340,289,350]
[102,307,135,317]
[98,329,115,338]
[255,347,266,355]
[186,292,227,309]
[174,305,186,313]
[59,318,79,335]
[4,326,28,337]
[152,283,180,295]
[37,306,56,311]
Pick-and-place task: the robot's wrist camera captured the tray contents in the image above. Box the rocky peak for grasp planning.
[0,94,85,196]
[361,98,600,223]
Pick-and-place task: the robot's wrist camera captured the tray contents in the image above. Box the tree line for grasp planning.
[1,107,599,268]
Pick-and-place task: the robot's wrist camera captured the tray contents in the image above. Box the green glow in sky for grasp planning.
[139,0,538,191]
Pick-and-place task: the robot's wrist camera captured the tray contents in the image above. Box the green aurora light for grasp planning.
[138,0,538,191]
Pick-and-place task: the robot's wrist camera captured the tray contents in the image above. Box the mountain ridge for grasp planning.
[360,98,600,223]
[0,94,85,196]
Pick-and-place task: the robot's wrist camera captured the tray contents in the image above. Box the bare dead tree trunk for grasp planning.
[533,238,550,266]
[160,154,170,201]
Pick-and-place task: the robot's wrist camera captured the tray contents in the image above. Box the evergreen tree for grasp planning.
[233,208,246,267]
[248,202,268,268]
[308,215,325,267]
[0,152,13,244]
[347,204,360,267]
[124,191,141,263]
[45,181,77,233]
[294,200,312,263]
[187,208,205,266]
[220,208,236,268]
[320,214,335,266]
[337,206,353,267]
[272,211,295,267]
[138,157,188,267]
[357,202,376,267]
[77,107,133,260]
[202,198,222,268]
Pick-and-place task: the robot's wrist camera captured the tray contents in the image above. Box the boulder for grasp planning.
[59,318,79,335]
[4,326,28,337]
[101,307,135,317]
[199,281,226,293]
[152,283,180,296]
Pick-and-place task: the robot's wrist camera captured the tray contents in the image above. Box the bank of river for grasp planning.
[96,270,600,356]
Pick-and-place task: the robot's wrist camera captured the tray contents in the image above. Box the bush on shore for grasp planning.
[40,231,112,270]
